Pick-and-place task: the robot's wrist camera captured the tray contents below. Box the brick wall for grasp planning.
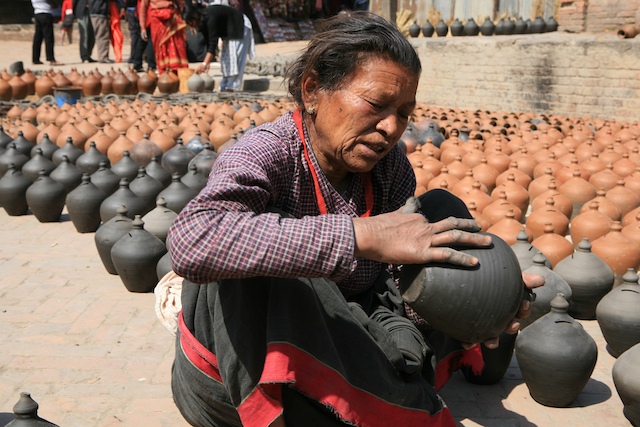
[557,0,639,33]
[412,32,640,122]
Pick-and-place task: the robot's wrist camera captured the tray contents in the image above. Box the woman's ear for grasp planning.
[301,70,319,106]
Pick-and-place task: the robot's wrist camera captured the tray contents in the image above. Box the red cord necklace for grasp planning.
[293,109,373,217]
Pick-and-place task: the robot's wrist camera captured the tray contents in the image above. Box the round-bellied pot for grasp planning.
[99,178,148,223]
[612,342,640,426]
[0,164,32,216]
[94,204,133,274]
[65,174,107,233]
[553,238,615,320]
[142,196,178,243]
[111,215,167,293]
[157,173,198,214]
[25,170,66,222]
[596,268,640,357]
[399,232,524,344]
[521,252,573,328]
[515,293,598,407]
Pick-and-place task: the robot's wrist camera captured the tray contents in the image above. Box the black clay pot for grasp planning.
[514,17,527,34]
[612,342,640,426]
[419,122,445,148]
[25,170,66,222]
[545,16,558,32]
[186,133,206,154]
[510,229,551,271]
[146,155,172,188]
[480,17,495,36]
[31,133,59,160]
[22,148,56,182]
[463,18,480,36]
[111,215,167,293]
[181,163,207,193]
[157,173,198,214]
[99,178,148,223]
[596,268,640,357]
[110,150,140,182]
[95,205,133,274]
[495,18,504,35]
[435,19,448,37]
[462,331,517,385]
[90,161,121,196]
[50,155,83,194]
[553,238,615,320]
[5,392,59,427]
[0,143,30,176]
[142,196,178,243]
[11,131,35,157]
[450,18,464,37]
[188,143,217,178]
[521,252,573,328]
[399,232,524,343]
[52,137,83,166]
[66,174,107,233]
[0,164,32,216]
[515,293,598,407]
[130,167,164,213]
[503,18,516,35]
[409,21,421,37]
[156,251,173,281]
[161,138,195,178]
[530,16,546,33]
[76,141,109,175]
[0,124,12,150]
[421,20,434,37]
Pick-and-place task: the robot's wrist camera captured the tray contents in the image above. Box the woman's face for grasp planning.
[303,56,418,181]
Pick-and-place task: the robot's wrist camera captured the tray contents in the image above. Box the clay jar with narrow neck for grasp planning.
[596,268,640,357]
[553,238,615,319]
[612,342,640,426]
[515,294,598,407]
[521,252,573,328]
[95,205,133,274]
[110,215,167,293]
[65,173,108,233]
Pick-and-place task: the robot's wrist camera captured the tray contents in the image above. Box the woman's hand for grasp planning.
[196,62,209,74]
[462,272,545,350]
[353,206,491,267]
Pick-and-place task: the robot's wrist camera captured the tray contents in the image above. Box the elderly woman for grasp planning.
[168,11,542,427]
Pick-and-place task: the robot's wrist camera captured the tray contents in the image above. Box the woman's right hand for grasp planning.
[352,206,491,267]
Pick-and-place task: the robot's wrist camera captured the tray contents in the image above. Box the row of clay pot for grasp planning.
[0,69,37,101]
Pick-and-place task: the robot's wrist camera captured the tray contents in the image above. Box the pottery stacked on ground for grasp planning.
[0,96,287,292]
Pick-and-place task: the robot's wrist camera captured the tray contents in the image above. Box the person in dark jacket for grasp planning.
[72,0,97,62]
[125,0,156,71]
[31,0,61,65]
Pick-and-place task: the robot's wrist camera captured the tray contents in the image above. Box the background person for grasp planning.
[168,12,542,427]
[59,0,74,45]
[139,0,189,73]
[31,0,61,65]
[72,0,97,62]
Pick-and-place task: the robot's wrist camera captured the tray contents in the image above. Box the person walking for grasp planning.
[31,0,61,65]
[89,0,115,63]
[72,0,97,62]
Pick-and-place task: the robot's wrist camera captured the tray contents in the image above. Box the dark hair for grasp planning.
[286,11,422,107]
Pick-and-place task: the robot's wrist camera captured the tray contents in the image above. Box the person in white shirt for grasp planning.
[31,0,62,65]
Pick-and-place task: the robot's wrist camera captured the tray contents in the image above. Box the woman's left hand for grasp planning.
[462,272,545,350]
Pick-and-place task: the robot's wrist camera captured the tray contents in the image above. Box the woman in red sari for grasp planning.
[139,0,188,73]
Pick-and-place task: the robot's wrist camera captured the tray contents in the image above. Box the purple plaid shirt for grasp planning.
[168,110,416,296]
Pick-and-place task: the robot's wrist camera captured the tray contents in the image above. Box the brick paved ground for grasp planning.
[0,208,631,426]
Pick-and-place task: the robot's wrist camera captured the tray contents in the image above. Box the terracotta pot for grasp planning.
[8,73,28,100]
[487,209,525,245]
[531,223,574,267]
[618,24,639,39]
[591,221,640,287]
[526,198,569,239]
[606,180,640,218]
